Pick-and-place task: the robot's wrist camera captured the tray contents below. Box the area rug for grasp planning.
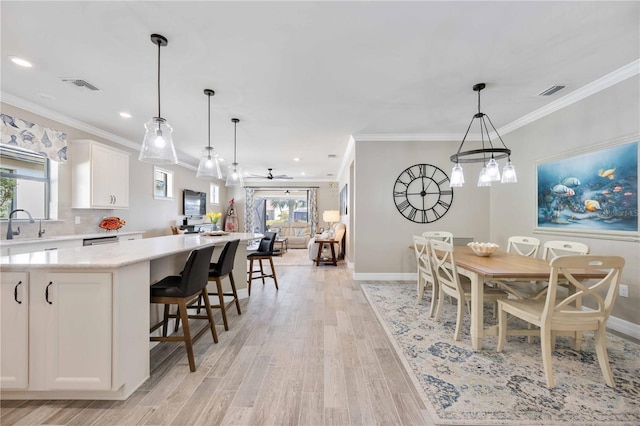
[360,282,640,425]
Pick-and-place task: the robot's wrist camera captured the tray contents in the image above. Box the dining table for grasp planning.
[452,246,606,350]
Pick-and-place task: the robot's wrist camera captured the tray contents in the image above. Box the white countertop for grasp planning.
[0,230,144,247]
[0,233,262,270]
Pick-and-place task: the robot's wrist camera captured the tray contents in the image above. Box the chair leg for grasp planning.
[200,288,219,344]
[428,281,438,318]
[416,273,425,304]
[541,327,555,388]
[259,259,266,285]
[177,299,196,372]
[215,278,229,331]
[248,258,254,296]
[162,304,170,337]
[269,256,279,290]
[454,297,464,341]
[594,326,615,387]
[496,303,507,352]
[434,288,445,322]
[229,272,241,315]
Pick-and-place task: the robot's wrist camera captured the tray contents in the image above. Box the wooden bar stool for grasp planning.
[247,231,278,296]
[150,245,217,372]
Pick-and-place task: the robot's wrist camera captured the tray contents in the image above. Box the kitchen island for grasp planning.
[0,233,261,400]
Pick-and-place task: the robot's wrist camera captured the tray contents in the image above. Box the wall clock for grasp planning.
[393,163,453,223]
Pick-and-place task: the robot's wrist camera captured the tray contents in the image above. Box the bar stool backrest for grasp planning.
[257,231,277,254]
[210,239,240,276]
[181,245,215,296]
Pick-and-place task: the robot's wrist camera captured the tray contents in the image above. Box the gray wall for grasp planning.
[489,77,640,325]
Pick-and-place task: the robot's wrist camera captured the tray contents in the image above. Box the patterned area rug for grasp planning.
[360,282,640,425]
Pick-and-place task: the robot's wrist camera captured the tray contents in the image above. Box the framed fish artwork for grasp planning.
[535,135,638,240]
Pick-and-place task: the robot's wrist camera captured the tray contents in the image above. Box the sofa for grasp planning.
[268,221,311,249]
[308,222,346,261]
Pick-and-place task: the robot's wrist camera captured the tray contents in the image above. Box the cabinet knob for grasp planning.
[45,281,53,304]
[14,281,22,304]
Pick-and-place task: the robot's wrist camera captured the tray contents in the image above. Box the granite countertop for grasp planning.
[0,233,262,269]
[0,230,144,247]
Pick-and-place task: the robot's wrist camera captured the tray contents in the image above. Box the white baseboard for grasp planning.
[354,274,640,341]
[237,288,249,300]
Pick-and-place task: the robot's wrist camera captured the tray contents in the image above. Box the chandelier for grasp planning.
[449,83,517,187]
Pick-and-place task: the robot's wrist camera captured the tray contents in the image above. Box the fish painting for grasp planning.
[584,200,601,212]
[552,184,575,197]
[562,177,581,187]
[598,168,616,179]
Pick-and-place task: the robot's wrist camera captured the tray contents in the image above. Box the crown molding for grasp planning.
[0,91,196,170]
[498,59,640,136]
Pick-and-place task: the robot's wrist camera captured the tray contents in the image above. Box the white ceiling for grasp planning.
[1,1,638,182]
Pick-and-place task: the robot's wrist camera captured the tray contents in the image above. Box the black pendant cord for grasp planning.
[207,93,211,155]
[157,40,161,120]
[233,120,237,164]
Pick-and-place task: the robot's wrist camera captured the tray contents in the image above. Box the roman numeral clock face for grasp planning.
[393,164,453,223]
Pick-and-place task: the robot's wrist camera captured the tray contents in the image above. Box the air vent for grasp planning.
[328,154,337,158]
[61,78,100,91]
[538,85,565,96]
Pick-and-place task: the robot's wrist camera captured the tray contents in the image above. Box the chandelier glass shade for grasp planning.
[196,89,222,179]
[225,118,244,187]
[139,34,178,165]
[449,83,516,187]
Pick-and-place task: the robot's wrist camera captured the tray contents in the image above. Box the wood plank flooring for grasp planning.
[1,255,434,425]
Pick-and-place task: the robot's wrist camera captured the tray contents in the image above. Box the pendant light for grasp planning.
[449,83,517,187]
[225,118,244,187]
[196,89,222,179]
[139,34,178,165]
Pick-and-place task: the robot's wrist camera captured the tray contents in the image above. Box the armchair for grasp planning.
[308,222,346,261]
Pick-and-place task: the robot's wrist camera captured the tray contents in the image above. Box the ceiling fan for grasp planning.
[246,168,293,180]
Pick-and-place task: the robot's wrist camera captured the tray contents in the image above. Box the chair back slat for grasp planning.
[422,231,453,244]
[413,235,436,283]
[507,236,540,257]
[542,255,624,322]
[430,239,463,297]
[180,245,216,296]
[542,240,589,261]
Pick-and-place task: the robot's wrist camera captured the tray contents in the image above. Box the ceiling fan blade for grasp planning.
[273,175,293,180]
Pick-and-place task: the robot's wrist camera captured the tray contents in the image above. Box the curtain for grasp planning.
[309,187,318,235]
[244,187,256,233]
[0,114,67,163]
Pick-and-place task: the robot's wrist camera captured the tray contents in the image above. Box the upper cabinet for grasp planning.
[71,140,130,209]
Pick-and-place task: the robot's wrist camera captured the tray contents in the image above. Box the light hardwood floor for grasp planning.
[1,255,433,425]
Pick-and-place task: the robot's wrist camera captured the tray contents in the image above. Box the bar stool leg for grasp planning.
[269,256,279,290]
[200,288,218,343]
[214,278,229,331]
[259,259,266,284]
[248,258,254,296]
[177,299,196,372]
[229,272,241,314]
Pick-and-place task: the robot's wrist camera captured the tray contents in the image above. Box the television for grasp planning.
[183,189,206,217]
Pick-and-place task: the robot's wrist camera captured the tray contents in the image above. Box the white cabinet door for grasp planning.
[71,140,130,209]
[43,273,112,390]
[0,273,29,389]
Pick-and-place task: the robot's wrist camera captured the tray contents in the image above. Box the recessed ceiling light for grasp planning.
[119,112,132,118]
[38,93,56,101]
[293,157,300,162]
[300,171,306,175]
[10,56,32,67]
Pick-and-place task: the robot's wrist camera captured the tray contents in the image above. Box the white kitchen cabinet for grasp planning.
[42,272,112,390]
[71,140,130,209]
[0,273,29,389]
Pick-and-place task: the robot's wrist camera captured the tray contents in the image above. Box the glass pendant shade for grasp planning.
[485,158,501,181]
[477,166,491,187]
[501,160,518,183]
[196,147,222,179]
[450,163,465,187]
[139,117,177,164]
[225,163,243,187]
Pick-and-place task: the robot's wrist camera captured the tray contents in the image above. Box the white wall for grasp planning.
[490,76,640,325]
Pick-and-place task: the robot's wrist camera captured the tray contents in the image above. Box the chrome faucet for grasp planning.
[38,220,46,238]
[6,209,35,240]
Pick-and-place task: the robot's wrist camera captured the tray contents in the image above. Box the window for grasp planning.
[153,166,174,199]
[209,183,219,204]
[0,145,54,219]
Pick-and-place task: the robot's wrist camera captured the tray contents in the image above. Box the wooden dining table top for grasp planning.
[453,245,606,280]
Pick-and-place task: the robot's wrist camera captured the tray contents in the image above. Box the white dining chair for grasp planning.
[430,239,509,341]
[507,236,541,257]
[542,240,589,260]
[493,236,543,301]
[422,231,453,244]
[412,235,438,317]
[497,255,625,388]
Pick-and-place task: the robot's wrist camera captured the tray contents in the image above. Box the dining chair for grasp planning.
[496,255,625,388]
[542,240,589,260]
[149,245,218,372]
[493,236,543,300]
[507,236,541,257]
[430,239,509,341]
[412,235,438,317]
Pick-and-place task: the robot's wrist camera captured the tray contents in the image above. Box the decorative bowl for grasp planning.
[467,242,499,257]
